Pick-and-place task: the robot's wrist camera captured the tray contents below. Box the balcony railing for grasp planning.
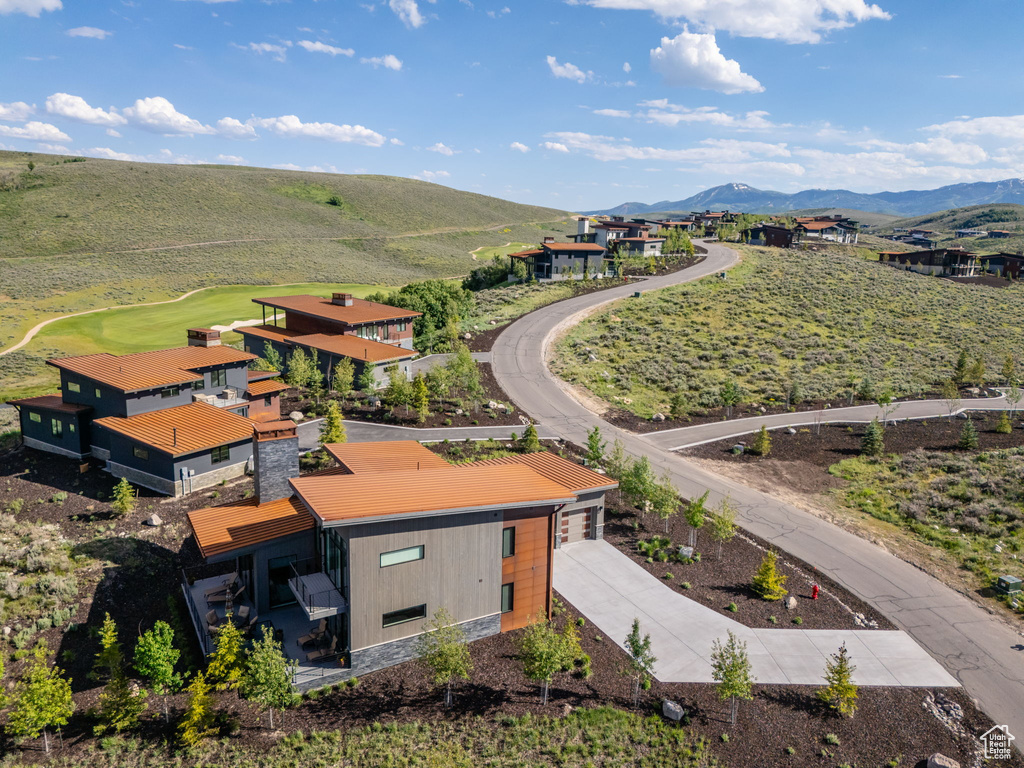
[288,558,347,621]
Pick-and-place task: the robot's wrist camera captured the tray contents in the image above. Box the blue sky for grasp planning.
[3,0,1024,211]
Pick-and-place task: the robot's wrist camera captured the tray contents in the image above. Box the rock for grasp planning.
[463,333,472,340]
[289,411,304,422]
[787,427,797,435]
[759,406,767,413]
[731,445,744,455]
[662,699,685,722]
[562,704,574,717]
[652,413,666,422]
[785,596,797,610]
[455,408,464,415]
[957,412,969,419]
[2,627,10,637]
[994,543,1003,553]
[143,514,162,527]
[678,546,694,559]
[488,401,499,409]
[588,354,598,362]
[489,320,496,325]
[927,753,960,768]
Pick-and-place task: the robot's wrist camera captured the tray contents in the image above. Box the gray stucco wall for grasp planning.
[59,372,125,418]
[205,530,316,615]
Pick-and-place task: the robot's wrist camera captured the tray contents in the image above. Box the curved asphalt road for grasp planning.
[492,241,1024,746]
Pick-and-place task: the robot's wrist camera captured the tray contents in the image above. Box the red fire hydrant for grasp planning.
[812,583,820,600]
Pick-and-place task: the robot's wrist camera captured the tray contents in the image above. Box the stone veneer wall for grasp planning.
[107,459,246,496]
[22,436,87,460]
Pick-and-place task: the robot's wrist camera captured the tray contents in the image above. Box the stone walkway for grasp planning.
[554,540,960,687]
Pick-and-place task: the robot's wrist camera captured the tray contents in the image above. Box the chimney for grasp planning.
[252,420,300,502]
[577,218,591,236]
[332,292,354,307]
[543,236,555,244]
[187,328,221,348]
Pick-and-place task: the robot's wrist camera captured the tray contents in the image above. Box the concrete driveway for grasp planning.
[554,540,960,687]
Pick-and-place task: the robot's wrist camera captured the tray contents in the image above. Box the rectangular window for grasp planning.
[264,396,272,406]
[502,526,516,558]
[69,423,75,434]
[95,388,101,399]
[133,446,149,460]
[66,381,80,393]
[51,418,63,437]
[193,377,205,391]
[161,386,179,398]
[211,369,226,388]
[501,583,514,614]
[398,321,407,332]
[211,445,230,464]
[29,412,41,423]
[383,604,426,628]
[380,545,424,568]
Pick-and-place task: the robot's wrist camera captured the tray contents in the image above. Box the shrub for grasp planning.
[959,419,979,450]
[751,551,788,601]
[996,411,1013,434]
[681,582,691,589]
[727,602,738,613]
[793,616,803,625]
[824,733,840,745]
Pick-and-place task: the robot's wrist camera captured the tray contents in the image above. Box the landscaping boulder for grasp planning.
[927,753,960,768]
[488,401,499,409]
[678,546,694,559]
[289,411,304,422]
[787,427,797,435]
[652,413,666,422]
[662,699,685,722]
[143,514,162,527]
[731,444,745,454]
[785,596,798,610]
[463,333,471,340]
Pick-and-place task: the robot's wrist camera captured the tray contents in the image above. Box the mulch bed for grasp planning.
[602,487,893,631]
[281,363,527,429]
[682,410,1024,472]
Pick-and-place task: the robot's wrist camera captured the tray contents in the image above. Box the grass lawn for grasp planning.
[471,242,535,261]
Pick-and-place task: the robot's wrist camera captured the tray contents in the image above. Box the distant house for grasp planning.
[648,218,696,233]
[183,436,617,690]
[763,224,795,248]
[793,219,859,244]
[982,253,1024,279]
[955,228,988,238]
[509,238,608,281]
[7,329,289,496]
[238,294,421,387]
[615,236,665,258]
[988,230,1013,239]
[878,248,979,277]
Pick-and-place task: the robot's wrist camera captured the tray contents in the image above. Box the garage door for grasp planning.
[561,506,595,544]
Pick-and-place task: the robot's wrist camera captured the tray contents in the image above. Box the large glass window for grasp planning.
[211,445,230,464]
[383,604,426,628]
[193,377,205,391]
[50,418,62,437]
[323,528,347,592]
[380,545,424,568]
[211,369,227,388]
[95,388,102,399]
[161,386,179,398]
[502,527,515,558]
[501,583,514,614]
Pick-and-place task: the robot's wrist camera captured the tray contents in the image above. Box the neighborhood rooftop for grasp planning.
[252,294,422,325]
[188,495,314,558]
[240,324,414,364]
[466,451,618,494]
[324,440,451,474]
[94,401,254,457]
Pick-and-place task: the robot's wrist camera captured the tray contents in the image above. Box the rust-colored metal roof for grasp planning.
[466,452,618,494]
[188,496,314,558]
[248,370,281,382]
[48,346,254,393]
[253,295,421,326]
[509,249,543,259]
[543,242,606,252]
[291,464,575,524]
[325,440,450,474]
[247,379,290,396]
[290,333,417,363]
[94,402,253,457]
[6,394,92,414]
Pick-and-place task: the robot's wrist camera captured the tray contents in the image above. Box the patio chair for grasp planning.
[305,635,337,662]
[296,619,327,647]
[205,609,220,628]
[235,605,251,624]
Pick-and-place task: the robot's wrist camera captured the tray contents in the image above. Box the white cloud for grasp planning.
[389,0,424,27]
[509,141,530,153]
[542,130,788,163]
[585,0,890,45]
[45,93,126,127]
[361,54,402,70]
[0,121,71,142]
[82,146,147,161]
[174,43,194,50]
[175,0,240,3]
[106,128,121,137]
[938,74,962,79]
[247,114,386,146]
[623,61,631,73]
[638,100,779,130]
[390,137,405,145]
[298,40,354,56]
[0,0,62,17]
[122,96,215,135]
[216,154,245,164]
[427,141,456,156]
[36,143,69,152]
[216,116,257,139]
[852,136,988,165]
[650,29,763,94]
[413,170,451,181]
[924,114,1024,141]
[542,141,569,152]
[237,41,291,62]
[486,5,510,16]
[546,55,589,83]
[594,108,632,118]
[67,26,112,39]
[273,163,303,171]
[0,101,35,121]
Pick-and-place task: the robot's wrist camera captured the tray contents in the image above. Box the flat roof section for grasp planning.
[7,394,92,414]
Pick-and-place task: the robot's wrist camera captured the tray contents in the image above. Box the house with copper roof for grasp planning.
[793,218,859,245]
[878,248,979,277]
[509,238,609,281]
[184,432,616,690]
[238,292,421,387]
[7,328,290,496]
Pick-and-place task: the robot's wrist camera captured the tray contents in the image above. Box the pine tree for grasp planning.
[7,645,74,753]
[96,668,147,734]
[333,358,355,401]
[110,477,136,516]
[711,630,754,725]
[241,626,296,729]
[861,418,885,457]
[1002,354,1017,386]
[416,608,473,709]
[520,423,541,453]
[94,612,122,680]
[750,425,772,457]
[585,425,606,468]
[285,348,312,390]
[684,490,709,548]
[816,643,858,717]
[206,617,244,691]
[307,349,325,404]
[958,418,979,450]
[996,410,1013,434]
[319,400,347,446]
[358,364,378,395]
[623,619,656,708]
[953,349,969,385]
[967,357,986,388]
[177,671,217,748]
[751,550,788,601]
[857,375,876,402]
[709,497,738,560]
[134,620,181,722]
[412,372,431,423]
[261,342,283,374]
[669,390,689,420]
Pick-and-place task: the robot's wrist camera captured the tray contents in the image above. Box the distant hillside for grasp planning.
[885,204,1024,233]
[784,208,901,228]
[587,179,1024,218]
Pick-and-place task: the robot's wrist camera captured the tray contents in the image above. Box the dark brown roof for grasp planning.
[253,295,421,326]
[238,325,415,363]
[7,394,91,414]
[94,402,253,457]
[188,496,314,558]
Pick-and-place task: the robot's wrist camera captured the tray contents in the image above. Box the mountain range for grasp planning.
[586,179,1024,218]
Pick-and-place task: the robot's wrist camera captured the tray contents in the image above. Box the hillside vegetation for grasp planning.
[554,245,1024,418]
[874,204,1024,254]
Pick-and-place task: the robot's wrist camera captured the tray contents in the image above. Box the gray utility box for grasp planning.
[995,575,1022,595]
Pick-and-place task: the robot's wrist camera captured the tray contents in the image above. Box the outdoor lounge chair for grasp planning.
[235,605,251,624]
[305,636,337,662]
[205,609,220,628]
[297,619,327,647]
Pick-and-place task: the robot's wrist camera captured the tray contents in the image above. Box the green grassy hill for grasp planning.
[884,204,1024,234]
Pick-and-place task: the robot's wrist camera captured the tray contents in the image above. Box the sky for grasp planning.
[3,0,1024,211]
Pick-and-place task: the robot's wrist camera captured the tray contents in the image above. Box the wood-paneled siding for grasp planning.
[343,510,502,651]
[501,506,556,632]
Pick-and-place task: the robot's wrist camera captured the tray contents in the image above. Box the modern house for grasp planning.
[878,248,979,277]
[955,228,989,239]
[982,253,1024,279]
[237,293,421,386]
[988,230,1014,239]
[509,238,609,281]
[184,435,617,690]
[793,217,859,245]
[8,329,290,495]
